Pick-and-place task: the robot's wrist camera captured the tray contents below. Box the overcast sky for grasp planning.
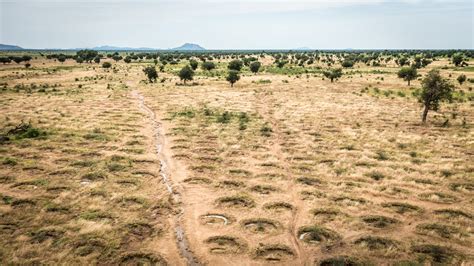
[0,0,472,49]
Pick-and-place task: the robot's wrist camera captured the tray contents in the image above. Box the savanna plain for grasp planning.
[0,50,473,265]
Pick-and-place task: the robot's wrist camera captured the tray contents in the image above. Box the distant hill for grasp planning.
[171,43,205,51]
[0,43,207,51]
[295,47,312,51]
[0,44,24,50]
[91,45,156,51]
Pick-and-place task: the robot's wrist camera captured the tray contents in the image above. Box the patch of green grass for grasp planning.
[354,236,398,250]
[381,202,422,214]
[361,215,399,228]
[366,171,385,181]
[416,223,463,239]
[297,225,341,244]
[216,194,255,208]
[411,244,458,264]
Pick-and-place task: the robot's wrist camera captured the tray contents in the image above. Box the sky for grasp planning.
[0,0,473,49]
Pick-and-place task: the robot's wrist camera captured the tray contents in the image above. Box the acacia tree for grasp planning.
[226,70,240,87]
[275,60,287,68]
[396,57,409,66]
[143,65,158,83]
[323,68,342,82]
[249,61,261,74]
[201,61,216,71]
[228,60,243,71]
[452,53,464,67]
[189,59,198,70]
[0,57,11,64]
[457,74,466,85]
[419,69,454,123]
[341,60,354,68]
[76,50,98,63]
[179,65,194,84]
[397,66,417,86]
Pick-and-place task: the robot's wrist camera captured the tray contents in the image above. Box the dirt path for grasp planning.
[132,90,200,266]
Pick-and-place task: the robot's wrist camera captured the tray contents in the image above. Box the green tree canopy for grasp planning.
[419,69,454,123]
[178,65,194,84]
[226,70,240,87]
[143,65,158,83]
[397,66,417,86]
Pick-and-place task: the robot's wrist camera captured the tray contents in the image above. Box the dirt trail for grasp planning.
[132,90,200,266]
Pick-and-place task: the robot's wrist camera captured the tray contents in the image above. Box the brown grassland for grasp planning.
[0,54,473,265]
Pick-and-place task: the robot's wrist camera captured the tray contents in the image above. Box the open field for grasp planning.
[0,52,473,265]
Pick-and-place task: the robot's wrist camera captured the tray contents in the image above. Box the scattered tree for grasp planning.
[452,53,464,67]
[189,59,199,70]
[457,74,466,85]
[396,57,409,66]
[112,55,122,62]
[226,70,240,87]
[178,65,194,84]
[341,60,354,68]
[0,57,11,64]
[397,66,417,86]
[102,62,112,69]
[323,68,343,82]
[228,60,243,71]
[275,60,287,68]
[419,69,454,123]
[201,61,216,71]
[57,55,66,63]
[143,65,158,83]
[76,50,98,63]
[249,61,261,74]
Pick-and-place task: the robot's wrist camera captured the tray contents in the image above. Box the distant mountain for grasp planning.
[91,45,156,51]
[295,47,312,51]
[171,43,205,51]
[0,43,207,51]
[0,44,24,50]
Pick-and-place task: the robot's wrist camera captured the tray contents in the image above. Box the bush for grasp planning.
[143,65,158,82]
[226,70,240,87]
[457,74,466,85]
[249,61,261,74]
[228,60,243,71]
[341,60,354,68]
[397,66,417,86]
[323,68,342,82]
[189,59,198,70]
[201,61,216,71]
[178,65,194,84]
[102,62,112,69]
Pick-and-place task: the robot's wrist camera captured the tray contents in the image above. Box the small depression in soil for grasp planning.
[254,244,294,261]
[242,219,280,234]
[200,214,231,225]
[205,236,247,254]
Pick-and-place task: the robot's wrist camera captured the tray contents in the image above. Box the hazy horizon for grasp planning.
[1,0,473,50]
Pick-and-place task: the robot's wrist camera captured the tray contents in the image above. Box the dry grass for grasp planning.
[0,55,472,265]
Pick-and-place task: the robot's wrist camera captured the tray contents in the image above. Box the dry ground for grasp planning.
[0,56,473,265]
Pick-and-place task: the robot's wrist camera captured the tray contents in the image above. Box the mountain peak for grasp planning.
[0,44,24,50]
[171,43,205,51]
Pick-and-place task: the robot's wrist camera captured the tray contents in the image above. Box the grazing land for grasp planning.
[0,51,473,265]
